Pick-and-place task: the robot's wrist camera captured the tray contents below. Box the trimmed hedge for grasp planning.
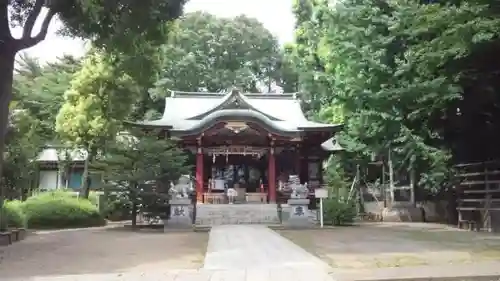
[22,191,106,229]
[3,200,26,228]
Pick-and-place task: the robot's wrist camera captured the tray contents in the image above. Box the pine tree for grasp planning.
[94,129,190,227]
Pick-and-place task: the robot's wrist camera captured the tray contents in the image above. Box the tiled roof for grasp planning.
[131,89,342,134]
[36,148,87,162]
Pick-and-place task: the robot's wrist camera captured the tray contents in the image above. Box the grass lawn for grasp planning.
[278,222,500,270]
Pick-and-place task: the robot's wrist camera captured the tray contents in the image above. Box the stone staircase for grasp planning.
[195,204,280,226]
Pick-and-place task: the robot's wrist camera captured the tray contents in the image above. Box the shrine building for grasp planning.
[131,89,342,204]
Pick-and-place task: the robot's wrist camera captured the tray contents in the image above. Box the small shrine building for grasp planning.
[132,89,342,203]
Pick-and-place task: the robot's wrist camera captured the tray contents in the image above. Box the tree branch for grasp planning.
[22,0,45,40]
[0,1,12,43]
[16,8,56,51]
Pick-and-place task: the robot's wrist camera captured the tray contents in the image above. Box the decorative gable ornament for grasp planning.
[224,121,248,134]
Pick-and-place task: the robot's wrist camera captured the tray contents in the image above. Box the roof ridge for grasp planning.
[171,91,225,98]
[171,91,300,99]
[245,93,299,99]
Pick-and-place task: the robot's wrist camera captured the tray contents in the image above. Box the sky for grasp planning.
[10,0,296,64]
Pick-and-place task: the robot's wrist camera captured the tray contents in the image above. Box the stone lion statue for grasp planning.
[291,182,309,199]
[169,175,194,199]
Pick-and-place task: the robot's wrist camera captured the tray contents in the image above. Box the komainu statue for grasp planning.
[169,175,194,199]
[287,175,309,199]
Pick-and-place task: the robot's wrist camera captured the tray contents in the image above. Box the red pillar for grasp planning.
[196,147,204,203]
[268,147,276,203]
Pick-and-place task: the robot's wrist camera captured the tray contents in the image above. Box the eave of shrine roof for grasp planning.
[321,136,344,152]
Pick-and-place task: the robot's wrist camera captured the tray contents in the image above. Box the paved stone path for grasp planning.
[204,225,331,270]
[13,269,334,281]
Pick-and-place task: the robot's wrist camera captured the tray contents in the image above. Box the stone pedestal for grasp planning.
[284,198,310,227]
[165,198,192,228]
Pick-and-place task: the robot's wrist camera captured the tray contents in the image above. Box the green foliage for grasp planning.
[13,54,81,141]
[56,51,136,149]
[322,198,357,226]
[22,191,106,229]
[7,0,185,53]
[324,155,348,188]
[289,0,500,192]
[150,12,298,113]
[2,55,81,200]
[2,200,26,229]
[53,0,186,54]
[96,130,190,185]
[102,193,132,221]
[55,51,139,195]
[4,107,44,198]
[94,129,190,221]
[1,0,186,229]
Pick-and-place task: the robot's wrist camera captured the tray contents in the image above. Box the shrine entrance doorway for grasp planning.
[210,154,267,193]
[201,146,272,204]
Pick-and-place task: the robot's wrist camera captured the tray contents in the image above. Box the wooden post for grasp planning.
[484,164,491,232]
[196,145,204,203]
[382,161,387,208]
[410,164,416,206]
[295,146,301,177]
[268,146,276,203]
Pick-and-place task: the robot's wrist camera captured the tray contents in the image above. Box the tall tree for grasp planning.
[150,12,295,114]
[13,54,81,141]
[0,0,186,210]
[3,106,44,200]
[55,51,137,198]
[290,0,500,191]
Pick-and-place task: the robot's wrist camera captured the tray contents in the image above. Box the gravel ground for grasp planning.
[0,226,208,279]
[279,222,500,270]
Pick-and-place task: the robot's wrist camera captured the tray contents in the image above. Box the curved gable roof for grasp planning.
[185,89,282,121]
[131,89,343,135]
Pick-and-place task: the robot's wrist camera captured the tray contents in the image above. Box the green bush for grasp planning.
[35,190,100,204]
[103,193,132,221]
[23,192,106,229]
[2,200,26,229]
[323,198,357,226]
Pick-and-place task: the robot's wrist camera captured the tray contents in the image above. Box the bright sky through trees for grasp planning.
[10,0,295,63]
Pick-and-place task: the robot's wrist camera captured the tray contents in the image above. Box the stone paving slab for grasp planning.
[6,268,335,281]
[203,225,331,270]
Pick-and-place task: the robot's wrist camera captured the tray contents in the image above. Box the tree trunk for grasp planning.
[0,46,16,230]
[80,147,95,198]
[80,150,90,198]
[130,182,138,228]
[388,148,395,206]
[410,166,416,206]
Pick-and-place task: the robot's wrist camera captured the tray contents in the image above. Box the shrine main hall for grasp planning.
[132,89,342,204]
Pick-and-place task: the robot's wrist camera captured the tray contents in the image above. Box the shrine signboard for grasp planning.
[204,146,268,156]
[315,188,328,198]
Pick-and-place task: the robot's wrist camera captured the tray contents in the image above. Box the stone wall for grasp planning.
[363,200,452,223]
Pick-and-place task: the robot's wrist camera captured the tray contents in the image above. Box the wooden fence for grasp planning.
[455,161,500,232]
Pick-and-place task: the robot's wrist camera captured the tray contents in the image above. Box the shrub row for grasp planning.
[2,190,106,230]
